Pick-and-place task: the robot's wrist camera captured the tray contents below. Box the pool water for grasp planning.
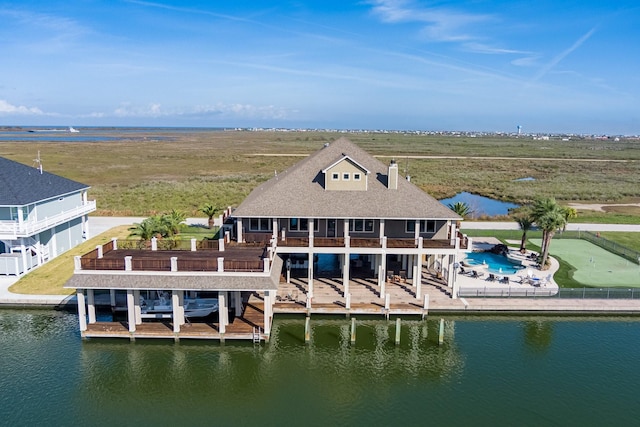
[464,251,524,275]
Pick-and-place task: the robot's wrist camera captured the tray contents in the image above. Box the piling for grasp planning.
[422,294,429,320]
[350,317,356,345]
[395,317,401,345]
[304,316,311,343]
[438,318,444,345]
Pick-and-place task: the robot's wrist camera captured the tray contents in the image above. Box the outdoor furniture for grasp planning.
[499,276,510,284]
[471,270,484,279]
[486,273,496,282]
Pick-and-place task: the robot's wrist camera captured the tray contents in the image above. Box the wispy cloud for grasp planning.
[367,0,494,43]
[531,26,598,83]
[462,42,532,55]
[0,100,44,115]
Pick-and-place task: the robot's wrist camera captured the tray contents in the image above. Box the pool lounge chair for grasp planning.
[499,276,510,284]
[471,270,484,279]
[486,273,496,282]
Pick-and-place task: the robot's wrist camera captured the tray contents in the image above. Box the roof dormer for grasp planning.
[321,155,369,191]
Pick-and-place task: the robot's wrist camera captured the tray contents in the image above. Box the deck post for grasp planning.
[263,257,270,273]
[385,293,390,313]
[190,238,197,252]
[74,256,82,271]
[126,290,136,334]
[342,254,350,297]
[438,318,445,345]
[151,237,157,251]
[96,245,103,259]
[125,256,132,271]
[414,265,421,299]
[76,290,87,332]
[110,289,116,307]
[134,290,142,325]
[345,292,351,311]
[170,256,178,272]
[395,317,401,345]
[219,237,225,252]
[218,291,227,335]
[86,289,96,324]
[217,257,224,272]
[307,254,314,298]
[172,290,184,334]
[379,271,385,299]
[263,291,272,339]
[111,238,118,250]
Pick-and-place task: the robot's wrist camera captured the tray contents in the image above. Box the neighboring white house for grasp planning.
[0,156,96,276]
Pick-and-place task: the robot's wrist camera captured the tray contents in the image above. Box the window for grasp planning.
[353,173,361,181]
[349,219,374,233]
[249,218,273,231]
[289,218,319,232]
[332,173,339,180]
[406,220,437,233]
[343,173,350,180]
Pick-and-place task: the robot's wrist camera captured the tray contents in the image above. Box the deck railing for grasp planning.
[459,287,640,299]
[0,201,96,237]
[78,256,263,272]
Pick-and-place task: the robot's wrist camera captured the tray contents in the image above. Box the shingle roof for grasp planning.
[233,137,460,220]
[0,156,90,206]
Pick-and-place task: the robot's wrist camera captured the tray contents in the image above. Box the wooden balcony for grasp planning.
[79,246,265,273]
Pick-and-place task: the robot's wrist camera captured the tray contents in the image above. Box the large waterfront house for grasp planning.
[0,156,96,275]
[66,138,469,341]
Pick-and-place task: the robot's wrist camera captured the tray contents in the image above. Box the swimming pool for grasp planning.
[463,251,524,275]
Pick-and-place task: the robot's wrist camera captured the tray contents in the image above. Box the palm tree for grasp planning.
[447,201,472,219]
[128,217,159,240]
[531,197,567,269]
[200,203,219,229]
[162,209,186,236]
[512,208,534,253]
[561,206,578,232]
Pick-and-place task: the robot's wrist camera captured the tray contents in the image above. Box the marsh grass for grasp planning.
[2,131,640,218]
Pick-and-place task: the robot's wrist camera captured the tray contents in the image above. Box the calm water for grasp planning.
[1,309,639,427]
[440,192,519,217]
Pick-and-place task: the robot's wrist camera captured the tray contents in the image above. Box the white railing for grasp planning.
[0,201,96,237]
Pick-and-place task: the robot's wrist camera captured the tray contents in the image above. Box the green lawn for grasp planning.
[532,239,640,288]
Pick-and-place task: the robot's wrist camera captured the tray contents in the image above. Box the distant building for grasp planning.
[0,156,96,276]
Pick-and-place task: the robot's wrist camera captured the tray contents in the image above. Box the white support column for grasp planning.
[342,253,350,298]
[218,257,224,272]
[414,220,420,242]
[218,291,227,334]
[236,219,243,243]
[134,290,142,325]
[308,219,314,247]
[381,252,387,283]
[272,218,278,241]
[172,290,184,332]
[379,219,385,239]
[87,289,96,324]
[408,255,413,279]
[379,266,386,299]
[190,238,197,251]
[308,254,314,298]
[344,219,350,248]
[402,254,408,271]
[126,290,136,332]
[263,291,272,336]
[77,290,87,332]
[151,237,158,251]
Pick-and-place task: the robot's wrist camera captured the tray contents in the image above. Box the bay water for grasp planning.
[1,309,638,426]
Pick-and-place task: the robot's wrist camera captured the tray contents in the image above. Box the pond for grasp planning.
[440,192,519,217]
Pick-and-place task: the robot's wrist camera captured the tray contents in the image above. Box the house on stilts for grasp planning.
[66,137,470,341]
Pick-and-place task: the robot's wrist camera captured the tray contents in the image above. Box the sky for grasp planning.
[0,0,638,134]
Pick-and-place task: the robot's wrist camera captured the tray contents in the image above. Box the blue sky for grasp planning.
[0,0,638,134]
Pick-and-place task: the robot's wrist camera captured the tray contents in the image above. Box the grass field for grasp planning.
[1,130,640,220]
